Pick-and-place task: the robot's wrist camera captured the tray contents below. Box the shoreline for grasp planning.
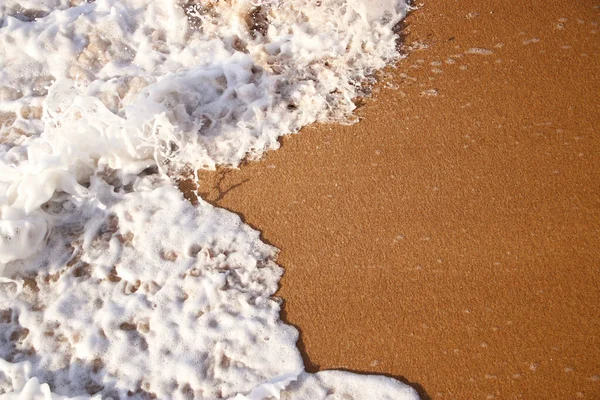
[197,1,600,399]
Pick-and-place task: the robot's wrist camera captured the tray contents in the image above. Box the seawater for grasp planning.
[0,1,418,398]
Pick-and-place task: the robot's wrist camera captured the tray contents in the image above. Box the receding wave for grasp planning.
[0,1,418,398]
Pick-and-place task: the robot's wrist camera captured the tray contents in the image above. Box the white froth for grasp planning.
[0,0,419,398]
[280,371,419,399]
[2,182,302,398]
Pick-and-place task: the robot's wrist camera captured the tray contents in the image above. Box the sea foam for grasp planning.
[0,0,418,398]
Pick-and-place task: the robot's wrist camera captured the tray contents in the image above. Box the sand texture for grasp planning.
[196,1,600,399]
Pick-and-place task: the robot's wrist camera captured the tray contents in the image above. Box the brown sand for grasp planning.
[194,1,600,399]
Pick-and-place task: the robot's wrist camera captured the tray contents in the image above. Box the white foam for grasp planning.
[280,371,419,399]
[465,47,494,55]
[0,0,419,398]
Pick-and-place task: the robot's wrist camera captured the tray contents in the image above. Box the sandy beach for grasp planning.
[194,1,600,399]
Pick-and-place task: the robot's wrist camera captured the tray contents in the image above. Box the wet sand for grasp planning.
[195,1,600,399]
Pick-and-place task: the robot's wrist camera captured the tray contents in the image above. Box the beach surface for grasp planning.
[196,1,600,399]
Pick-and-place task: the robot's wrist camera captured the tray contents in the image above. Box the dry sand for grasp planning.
[193,1,600,399]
